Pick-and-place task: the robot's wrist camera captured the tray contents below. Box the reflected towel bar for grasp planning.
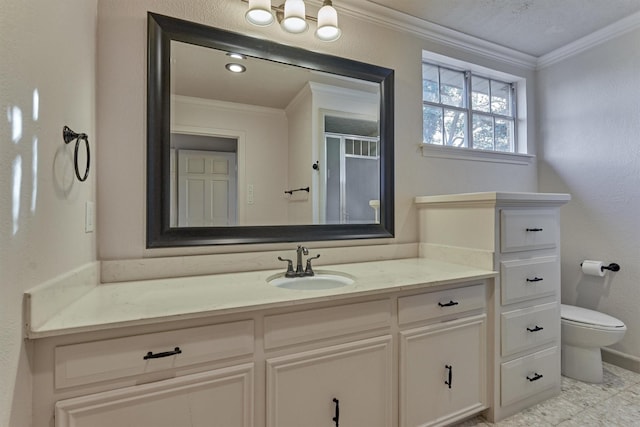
[285,186,310,195]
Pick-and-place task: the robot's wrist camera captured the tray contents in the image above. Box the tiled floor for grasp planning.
[455,363,640,426]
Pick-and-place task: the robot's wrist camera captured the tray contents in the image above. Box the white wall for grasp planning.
[173,96,289,225]
[97,0,538,261]
[538,27,640,361]
[0,1,98,426]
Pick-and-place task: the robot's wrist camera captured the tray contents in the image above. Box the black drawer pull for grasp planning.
[332,398,340,427]
[143,347,182,360]
[526,228,543,232]
[526,277,543,283]
[444,364,453,389]
[527,326,544,332]
[526,373,543,382]
[438,300,459,307]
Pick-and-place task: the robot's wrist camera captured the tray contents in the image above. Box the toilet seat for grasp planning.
[561,304,625,329]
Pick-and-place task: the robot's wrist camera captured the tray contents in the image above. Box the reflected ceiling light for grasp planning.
[315,0,341,41]
[245,0,274,26]
[225,63,247,73]
[243,0,342,42]
[227,52,247,60]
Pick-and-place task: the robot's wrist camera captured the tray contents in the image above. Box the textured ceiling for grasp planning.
[367,0,640,56]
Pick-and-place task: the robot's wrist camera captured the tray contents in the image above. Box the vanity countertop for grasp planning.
[26,257,496,339]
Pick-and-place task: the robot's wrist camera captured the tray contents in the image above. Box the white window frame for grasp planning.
[421,50,533,165]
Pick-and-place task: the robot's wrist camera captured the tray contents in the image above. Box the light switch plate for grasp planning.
[85,201,95,233]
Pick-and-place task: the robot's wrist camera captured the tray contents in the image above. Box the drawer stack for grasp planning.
[414,191,570,422]
[498,208,562,412]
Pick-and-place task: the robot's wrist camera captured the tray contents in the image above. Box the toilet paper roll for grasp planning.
[582,260,606,277]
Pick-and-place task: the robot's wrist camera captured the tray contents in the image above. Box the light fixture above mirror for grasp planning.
[245,0,342,42]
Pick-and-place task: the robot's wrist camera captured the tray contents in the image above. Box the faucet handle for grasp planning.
[277,257,296,277]
[304,254,321,276]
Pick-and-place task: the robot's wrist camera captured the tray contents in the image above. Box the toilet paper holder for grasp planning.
[580,262,621,272]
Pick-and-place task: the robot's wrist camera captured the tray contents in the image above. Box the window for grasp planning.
[422,62,517,153]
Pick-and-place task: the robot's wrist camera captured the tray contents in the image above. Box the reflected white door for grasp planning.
[177,150,237,226]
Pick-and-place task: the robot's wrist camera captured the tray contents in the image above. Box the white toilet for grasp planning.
[561,304,626,383]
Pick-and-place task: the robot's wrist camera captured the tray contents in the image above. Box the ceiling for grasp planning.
[366,0,640,57]
[172,41,378,109]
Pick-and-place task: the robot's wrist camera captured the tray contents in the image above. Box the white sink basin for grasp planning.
[268,272,355,290]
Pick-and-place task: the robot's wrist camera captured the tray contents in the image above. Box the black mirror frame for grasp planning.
[147,12,394,247]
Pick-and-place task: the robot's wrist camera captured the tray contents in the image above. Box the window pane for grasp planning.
[444,109,467,147]
[439,68,465,108]
[370,141,378,157]
[353,139,361,155]
[422,63,439,103]
[472,114,493,150]
[423,105,443,145]
[491,80,511,116]
[495,118,514,152]
[471,76,490,112]
[346,139,353,155]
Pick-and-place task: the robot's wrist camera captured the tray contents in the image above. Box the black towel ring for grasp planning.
[63,126,90,182]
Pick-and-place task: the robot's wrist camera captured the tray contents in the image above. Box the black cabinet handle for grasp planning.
[526,228,543,232]
[526,277,543,282]
[332,398,340,427]
[143,347,182,360]
[526,373,543,382]
[438,300,459,307]
[527,326,544,332]
[444,364,453,389]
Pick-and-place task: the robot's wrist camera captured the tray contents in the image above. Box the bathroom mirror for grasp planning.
[147,12,394,247]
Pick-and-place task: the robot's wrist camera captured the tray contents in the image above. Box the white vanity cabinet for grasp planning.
[32,275,495,427]
[399,284,487,427]
[415,192,570,422]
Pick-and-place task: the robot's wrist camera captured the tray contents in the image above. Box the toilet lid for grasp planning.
[561,304,625,328]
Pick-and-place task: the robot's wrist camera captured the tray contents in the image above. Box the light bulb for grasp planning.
[282,0,308,34]
[315,1,341,42]
[246,0,274,26]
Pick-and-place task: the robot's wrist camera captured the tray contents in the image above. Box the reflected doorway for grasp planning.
[323,116,380,224]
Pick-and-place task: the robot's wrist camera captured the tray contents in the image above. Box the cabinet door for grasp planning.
[55,363,253,427]
[400,315,486,427]
[266,336,393,427]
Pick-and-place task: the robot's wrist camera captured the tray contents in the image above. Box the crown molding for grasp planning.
[336,0,538,70]
[537,10,640,69]
[336,1,640,71]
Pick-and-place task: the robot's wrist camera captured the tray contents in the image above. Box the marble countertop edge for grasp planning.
[26,258,497,339]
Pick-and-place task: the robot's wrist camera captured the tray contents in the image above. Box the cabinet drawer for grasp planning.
[500,256,558,305]
[501,346,559,406]
[501,302,559,356]
[500,209,558,253]
[264,300,390,349]
[55,320,254,389]
[398,284,485,325]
